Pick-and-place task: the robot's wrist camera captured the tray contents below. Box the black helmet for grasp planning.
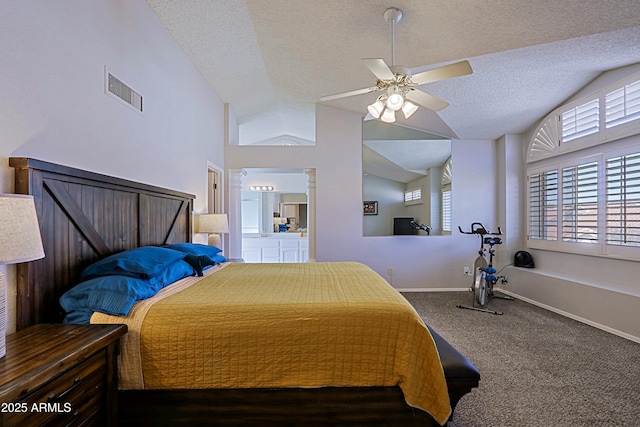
[514,251,535,268]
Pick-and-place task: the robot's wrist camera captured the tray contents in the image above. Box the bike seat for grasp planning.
[484,237,502,245]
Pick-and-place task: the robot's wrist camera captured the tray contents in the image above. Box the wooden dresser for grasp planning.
[0,324,127,427]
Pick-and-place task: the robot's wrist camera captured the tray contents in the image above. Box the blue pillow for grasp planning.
[210,254,227,264]
[164,243,222,257]
[62,259,196,323]
[63,309,94,325]
[61,276,161,320]
[81,246,187,281]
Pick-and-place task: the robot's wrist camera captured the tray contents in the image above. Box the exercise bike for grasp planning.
[457,222,513,315]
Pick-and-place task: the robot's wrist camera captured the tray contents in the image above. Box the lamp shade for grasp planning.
[0,194,44,358]
[380,108,396,123]
[0,194,45,264]
[402,100,419,119]
[197,213,229,234]
[367,97,385,119]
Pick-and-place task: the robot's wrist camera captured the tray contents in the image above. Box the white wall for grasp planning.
[363,174,405,236]
[0,0,225,332]
[227,104,499,290]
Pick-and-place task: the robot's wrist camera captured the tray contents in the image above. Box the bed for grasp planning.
[10,157,471,426]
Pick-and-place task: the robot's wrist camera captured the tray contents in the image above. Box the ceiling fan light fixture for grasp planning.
[402,100,419,119]
[386,88,404,111]
[319,7,472,120]
[367,96,386,118]
[380,107,396,123]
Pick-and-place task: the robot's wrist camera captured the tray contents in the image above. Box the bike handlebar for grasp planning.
[458,222,502,236]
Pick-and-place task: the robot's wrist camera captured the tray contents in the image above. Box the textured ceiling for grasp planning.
[145,0,640,143]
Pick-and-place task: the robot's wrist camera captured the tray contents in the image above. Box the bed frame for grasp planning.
[10,157,441,426]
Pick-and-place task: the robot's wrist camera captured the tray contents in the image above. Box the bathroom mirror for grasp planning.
[362,120,452,236]
[241,169,308,235]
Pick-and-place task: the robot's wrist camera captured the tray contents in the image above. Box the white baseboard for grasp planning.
[496,287,640,344]
[396,288,469,293]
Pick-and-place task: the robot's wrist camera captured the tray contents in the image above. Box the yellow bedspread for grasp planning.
[93,262,451,424]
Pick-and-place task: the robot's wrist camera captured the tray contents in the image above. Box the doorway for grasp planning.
[240,168,311,263]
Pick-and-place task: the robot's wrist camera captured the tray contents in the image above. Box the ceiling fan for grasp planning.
[320,7,473,123]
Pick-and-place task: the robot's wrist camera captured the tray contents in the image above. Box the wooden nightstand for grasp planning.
[0,323,127,427]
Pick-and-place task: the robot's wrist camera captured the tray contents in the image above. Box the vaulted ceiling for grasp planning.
[146,0,640,143]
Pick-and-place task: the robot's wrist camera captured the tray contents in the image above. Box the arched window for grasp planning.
[526,70,640,260]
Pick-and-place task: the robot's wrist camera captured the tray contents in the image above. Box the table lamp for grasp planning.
[0,194,45,358]
[196,213,229,249]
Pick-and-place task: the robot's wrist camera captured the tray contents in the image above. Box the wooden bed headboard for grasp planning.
[9,158,195,330]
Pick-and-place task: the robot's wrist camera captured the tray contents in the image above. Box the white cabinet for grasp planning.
[299,246,309,263]
[242,236,309,263]
[280,239,300,263]
[241,247,262,263]
[299,238,309,262]
[262,246,281,262]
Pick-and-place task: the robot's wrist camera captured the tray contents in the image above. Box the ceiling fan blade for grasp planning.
[411,60,473,86]
[320,86,380,102]
[405,89,449,112]
[362,58,395,80]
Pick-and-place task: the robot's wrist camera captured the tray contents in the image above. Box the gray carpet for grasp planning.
[401,292,640,427]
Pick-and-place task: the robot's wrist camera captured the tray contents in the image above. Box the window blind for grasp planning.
[442,189,451,232]
[561,162,598,243]
[404,188,422,203]
[605,79,640,129]
[529,170,558,241]
[561,99,599,143]
[606,152,640,247]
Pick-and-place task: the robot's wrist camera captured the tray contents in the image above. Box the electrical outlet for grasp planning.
[463,266,470,275]
[388,268,393,276]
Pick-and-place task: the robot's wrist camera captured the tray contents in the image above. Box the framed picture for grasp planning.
[363,201,378,215]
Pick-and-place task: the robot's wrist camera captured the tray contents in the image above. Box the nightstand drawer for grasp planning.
[3,350,106,426]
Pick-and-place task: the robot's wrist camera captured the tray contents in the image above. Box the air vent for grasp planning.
[105,70,142,112]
